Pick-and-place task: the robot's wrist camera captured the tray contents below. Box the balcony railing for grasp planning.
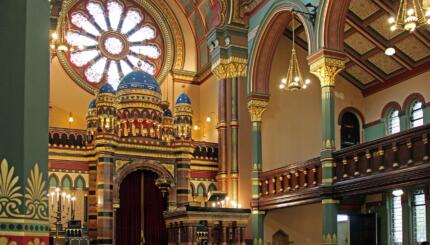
[49,127,88,149]
[256,124,430,209]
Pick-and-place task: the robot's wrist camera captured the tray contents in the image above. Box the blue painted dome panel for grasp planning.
[117,70,161,93]
[163,108,173,117]
[176,93,191,104]
[88,99,96,109]
[99,83,115,94]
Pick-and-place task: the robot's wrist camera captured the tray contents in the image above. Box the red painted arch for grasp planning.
[322,0,351,51]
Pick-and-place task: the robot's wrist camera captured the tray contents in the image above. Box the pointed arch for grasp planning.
[61,174,73,189]
[197,183,206,197]
[74,175,86,189]
[49,174,59,188]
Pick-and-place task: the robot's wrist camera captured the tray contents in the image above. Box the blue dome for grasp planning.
[163,108,173,117]
[99,83,115,94]
[176,93,191,104]
[88,99,96,109]
[117,70,161,93]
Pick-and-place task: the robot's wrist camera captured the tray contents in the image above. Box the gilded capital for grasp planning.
[211,56,248,79]
[247,99,268,122]
[309,56,345,87]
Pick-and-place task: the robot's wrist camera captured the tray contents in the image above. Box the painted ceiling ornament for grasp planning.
[25,163,48,220]
[60,0,164,91]
[0,159,22,218]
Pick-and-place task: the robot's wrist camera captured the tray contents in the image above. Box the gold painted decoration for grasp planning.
[25,163,48,220]
[309,56,345,87]
[211,57,248,79]
[0,159,22,218]
[322,233,337,245]
[247,99,269,122]
[0,237,17,245]
[27,238,46,245]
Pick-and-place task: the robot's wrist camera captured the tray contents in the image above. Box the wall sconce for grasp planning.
[205,112,216,123]
[68,113,74,123]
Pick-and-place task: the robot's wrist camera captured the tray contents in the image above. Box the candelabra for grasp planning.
[48,188,77,245]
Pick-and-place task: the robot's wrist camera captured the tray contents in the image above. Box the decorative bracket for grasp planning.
[293,3,318,26]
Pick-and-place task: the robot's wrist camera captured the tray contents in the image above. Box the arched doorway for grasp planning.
[340,112,360,148]
[115,170,168,245]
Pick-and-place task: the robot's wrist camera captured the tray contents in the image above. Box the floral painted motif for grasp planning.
[0,237,17,245]
[25,163,48,220]
[27,238,46,245]
[0,159,22,218]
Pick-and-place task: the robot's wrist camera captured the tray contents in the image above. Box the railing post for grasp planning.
[309,51,345,245]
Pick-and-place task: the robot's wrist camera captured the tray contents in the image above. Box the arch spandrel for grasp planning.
[247,0,316,98]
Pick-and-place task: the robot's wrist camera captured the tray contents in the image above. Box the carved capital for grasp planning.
[211,57,247,79]
[309,57,345,87]
[247,99,268,122]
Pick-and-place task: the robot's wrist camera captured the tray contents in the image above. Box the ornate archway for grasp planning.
[247,0,315,98]
[114,160,174,245]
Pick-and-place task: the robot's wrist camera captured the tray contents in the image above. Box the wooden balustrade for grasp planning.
[255,124,430,210]
[260,157,321,198]
[334,124,430,182]
[49,127,88,149]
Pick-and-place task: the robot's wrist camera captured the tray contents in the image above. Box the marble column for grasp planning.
[248,99,269,245]
[230,77,239,203]
[309,53,345,245]
[0,0,50,243]
[217,78,228,192]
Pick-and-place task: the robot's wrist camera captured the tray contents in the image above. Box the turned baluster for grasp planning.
[423,133,429,161]
[303,168,308,188]
[365,149,372,173]
[278,175,284,192]
[272,177,276,194]
[353,154,359,176]
[287,173,292,191]
[407,138,413,164]
[342,157,348,179]
[312,167,318,186]
[378,146,385,171]
[392,142,399,168]
[294,171,300,189]
[264,179,269,195]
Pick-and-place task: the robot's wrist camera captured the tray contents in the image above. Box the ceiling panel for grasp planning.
[344,32,376,55]
[349,0,379,20]
[369,14,403,40]
[395,35,430,62]
[368,52,403,75]
[345,65,376,85]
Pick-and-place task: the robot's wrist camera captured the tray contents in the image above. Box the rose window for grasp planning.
[62,0,164,90]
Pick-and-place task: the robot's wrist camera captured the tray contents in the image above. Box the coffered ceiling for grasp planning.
[285,0,430,96]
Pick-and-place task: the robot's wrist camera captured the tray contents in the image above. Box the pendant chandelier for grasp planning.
[279,11,310,92]
[50,1,74,55]
[388,0,430,32]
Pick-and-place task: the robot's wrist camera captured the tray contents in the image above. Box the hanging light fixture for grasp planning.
[279,11,311,92]
[388,0,429,32]
[50,1,74,56]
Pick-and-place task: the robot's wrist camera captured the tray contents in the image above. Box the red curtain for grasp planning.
[115,170,167,245]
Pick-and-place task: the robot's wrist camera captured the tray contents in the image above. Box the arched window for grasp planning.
[208,183,217,193]
[410,101,424,128]
[387,110,400,135]
[61,175,72,189]
[340,112,360,148]
[75,175,86,189]
[197,184,206,197]
[190,183,196,197]
[49,175,59,188]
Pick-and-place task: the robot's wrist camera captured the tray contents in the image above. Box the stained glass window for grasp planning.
[63,0,163,90]
[412,190,427,244]
[410,101,424,128]
[388,110,400,135]
[391,190,403,245]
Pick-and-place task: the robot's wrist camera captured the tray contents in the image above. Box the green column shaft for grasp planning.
[321,85,338,245]
[0,0,50,242]
[230,77,239,202]
[251,121,264,243]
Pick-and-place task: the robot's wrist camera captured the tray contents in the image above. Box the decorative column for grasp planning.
[95,135,117,245]
[309,51,345,245]
[248,99,269,245]
[208,25,248,201]
[217,78,228,192]
[0,0,50,244]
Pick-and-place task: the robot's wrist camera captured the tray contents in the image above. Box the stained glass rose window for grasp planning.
[59,0,164,91]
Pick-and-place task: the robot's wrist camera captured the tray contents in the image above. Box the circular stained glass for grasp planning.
[62,0,164,90]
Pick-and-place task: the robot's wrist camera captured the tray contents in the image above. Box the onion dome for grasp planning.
[176,93,191,104]
[88,99,96,109]
[117,70,161,94]
[99,83,115,94]
[163,108,173,117]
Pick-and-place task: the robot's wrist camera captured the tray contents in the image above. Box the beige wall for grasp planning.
[265,203,322,245]
[262,36,364,170]
[363,70,430,122]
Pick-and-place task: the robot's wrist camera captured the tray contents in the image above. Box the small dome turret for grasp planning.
[176,93,191,104]
[174,93,193,140]
[99,83,115,94]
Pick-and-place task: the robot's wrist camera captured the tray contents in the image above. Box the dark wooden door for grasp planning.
[349,213,377,245]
